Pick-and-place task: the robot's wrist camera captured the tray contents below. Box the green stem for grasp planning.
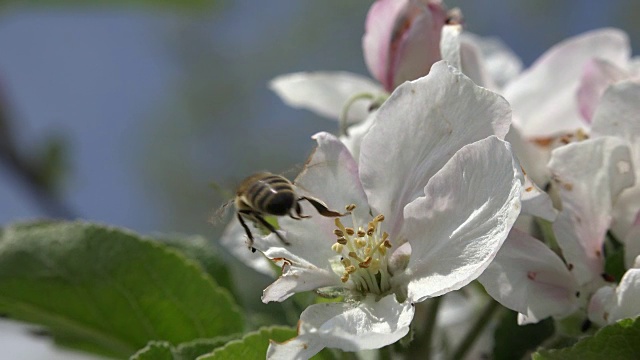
[408,296,443,360]
[339,93,375,136]
[450,299,501,360]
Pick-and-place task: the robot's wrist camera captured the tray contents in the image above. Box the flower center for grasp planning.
[330,204,393,295]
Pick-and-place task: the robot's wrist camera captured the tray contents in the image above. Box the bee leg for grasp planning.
[289,201,310,220]
[300,196,346,217]
[251,213,291,246]
[237,213,256,253]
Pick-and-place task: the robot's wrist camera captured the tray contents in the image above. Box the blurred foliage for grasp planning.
[0,221,243,358]
[493,310,555,360]
[533,317,640,360]
[131,336,237,360]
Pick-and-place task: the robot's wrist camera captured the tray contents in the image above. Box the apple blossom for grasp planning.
[479,136,635,324]
[252,62,524,358]
[363,0,448,92]
[588,256,640,326]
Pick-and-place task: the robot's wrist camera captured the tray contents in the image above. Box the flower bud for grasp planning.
[362,0,448,92]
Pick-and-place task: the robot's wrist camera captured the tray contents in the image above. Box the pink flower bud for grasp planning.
[363,0,448,92]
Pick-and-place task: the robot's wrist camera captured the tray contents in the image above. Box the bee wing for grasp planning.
[209,198,235,226]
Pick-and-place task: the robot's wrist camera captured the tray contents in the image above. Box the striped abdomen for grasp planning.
[238,173,296,216]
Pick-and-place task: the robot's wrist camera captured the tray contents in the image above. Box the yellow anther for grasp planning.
[346,204,357,212]
[374,214,385,222]
[341,258,352,267]
[383,239,392,248]
[359,257,372,268]
[341,274,349,283]
[334,229,344,237]
[367,226,375,236]
[357,229,366,237]
[356,238,367,248]
[345,227,355,236]
[331,243,344,253]
[345,265,356,274]
[336,237,348,245]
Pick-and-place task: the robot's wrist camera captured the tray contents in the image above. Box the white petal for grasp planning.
[504,28,630,138]
[478,229,579,323]
[295,132,370,219]
[360,61,512,236]
[339,112,376,162]
[576,58,628,123]
[219,219,277,277]
[549,137,635,285]
[623,218,640,268]
[589,268,640,325]
[262,257,341,303]
[398,136,523,303]
[269,72,384,122]
[461,33,523,90]
[592,80,640,238]
[520,173,557,221]
[505,124,552,186]
[267,294,414,359]
[257,133,370,301]
[440,25,462,70]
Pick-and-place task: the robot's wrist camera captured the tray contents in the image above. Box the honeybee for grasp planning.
[233,172,344,252]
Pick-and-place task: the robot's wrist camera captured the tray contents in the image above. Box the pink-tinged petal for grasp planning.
[589,268,640,325]
[549,137,635,285]
[363,0,410,90]
[360,61,512,236]
[390,1,447,89]
[267,294,414,358]
[219,220,277,277]
[577,59,628,123]
[269,72,383,122]
[504,28,630,138]
[479,229,579,323]
[592,81,640,239]
[398,136,523,303]
[461,33,523,90]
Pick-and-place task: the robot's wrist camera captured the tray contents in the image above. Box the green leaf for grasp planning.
[0,221,244,358]
[131,337,236,360]
[197,326,296,360]
[493,310,555,360]
[157,235,236,299]
[533,317,640,360]
[131,341,174,360]
[197,326,337,360]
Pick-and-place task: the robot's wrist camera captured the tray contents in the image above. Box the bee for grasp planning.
[233,172,344,252]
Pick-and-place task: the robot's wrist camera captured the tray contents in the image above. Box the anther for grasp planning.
[383,239,392,248]
[359,257,372,268]
[345,227,355,236]
[348,251,364,262]
[331,243,344,253]
[367,226,375,236]
[346,204,356,212]
[356,239,367,248]
[336,237,348,245]
[340,274,349,283]
[374,214,385,222]
[345,265,356,274]
[334,229,344,237]
[357,229,366,237]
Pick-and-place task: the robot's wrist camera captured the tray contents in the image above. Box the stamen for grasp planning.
[345,204,356,212]
[331,243,344,253]
[336,237,347,245]
[345,227,355,236]
[374,214,385,222]
[357,228,366,237]
[340,274,349,283]
[334,229,344,237]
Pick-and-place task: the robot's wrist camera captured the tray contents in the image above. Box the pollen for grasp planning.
[330,210,393,295]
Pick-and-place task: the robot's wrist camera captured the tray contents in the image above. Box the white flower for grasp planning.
[588,256,640,326]
[254,62,524,358]
[479,136,635,324]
